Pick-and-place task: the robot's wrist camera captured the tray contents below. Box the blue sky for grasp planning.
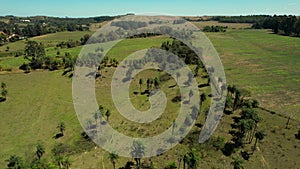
[1,0,299,17]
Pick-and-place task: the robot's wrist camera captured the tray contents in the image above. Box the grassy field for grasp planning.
[205,29,300,119]
[0,71,81,167]
[0,31,93,58]
[0,27,299,168]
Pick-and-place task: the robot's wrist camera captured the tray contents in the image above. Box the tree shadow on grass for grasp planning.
[0,97,6,102]
[53,133,63,139]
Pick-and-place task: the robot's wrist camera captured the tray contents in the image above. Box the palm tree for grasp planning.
[1,88,7,99]
[105,109,111,122]
[62,156,71,169]
[36,143,45,160]
[94,111,99,127]
[186,149,199,169]
[176,72,180,83]
[200,93,206,109]
[237,119,254,144]
[183,154,188,169]
[172,120,177,136]
[232,157,244,169]
[154,77,160,89]
[189,90,194,101]
[85,119,93,130]
[130,140,145,169]
[1,82,6,89]
[177,152,183,169]
[146,78,151,91]
[54,155,64,169]
[232,89,241,112]
[6,155,23,169]
[98,105,105,123]
[253,131,265,153]
[139,78,143,93]
[108,152,119,169]
[57,122,66,136]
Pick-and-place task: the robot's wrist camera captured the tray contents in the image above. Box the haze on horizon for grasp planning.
[1,0,299,17]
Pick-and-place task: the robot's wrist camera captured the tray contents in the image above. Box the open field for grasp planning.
[0,31,93,57]
[0,26,299,168]
[205,29,300,119]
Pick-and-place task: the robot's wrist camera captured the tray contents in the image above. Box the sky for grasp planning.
[1,0,299,17]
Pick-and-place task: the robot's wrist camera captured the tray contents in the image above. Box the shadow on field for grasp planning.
[53,133,63,139]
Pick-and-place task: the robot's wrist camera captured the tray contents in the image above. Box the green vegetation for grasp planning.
[0,20,299,169]
[206,29,300,118]
[202,25,227,32]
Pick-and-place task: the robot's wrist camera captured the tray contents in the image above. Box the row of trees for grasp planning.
[56,34,91,48]
[211,15,270,23]
[253,15,300,37]
[0,15,116,45]
[202,25,227,32]
[161,39,200,65]
[20,38,85,72]
[223,85,265,159]
[210,15,300,37]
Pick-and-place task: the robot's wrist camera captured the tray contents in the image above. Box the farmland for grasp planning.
[0,22,299,169]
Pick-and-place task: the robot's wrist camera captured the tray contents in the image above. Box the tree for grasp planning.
[1,88,8,99]
[165,161,177,169]
[154,77,160,89]
[130,140,145,169]
[36,143,45,160]
[232,157,244,169]
[85,119,93,130]
[108,152,119,169]
[172,120,177,136]
[294,19,300,37]
[94,111,99,127]
[6,155,23,169]
[139,78,143,93]
[237,119,255,144]
[253,131,265,153]
[176,72,180,83]
[62,156,71,169]
[57,122,66,136]
[105,109,111,122]
[185,149,199,169]
[295,130,300,140]
[187,72,194,85]
[1,82,7,100]
[285,115,291,129]
[232,89,241,112]
[189,90,194,101]
[80,34,91,45]
[98,105,105,123]
[200,93,206,109]
[146,78,151,91]
[1,82,6,89]
[24,41,46,69]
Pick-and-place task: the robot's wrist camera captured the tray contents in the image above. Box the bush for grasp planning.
[165,161,177,169]
[203,25,227,32]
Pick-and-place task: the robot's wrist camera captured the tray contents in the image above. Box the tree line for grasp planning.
[0,15,116,45]
[210,15,300,37]
[253,15,300,37]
